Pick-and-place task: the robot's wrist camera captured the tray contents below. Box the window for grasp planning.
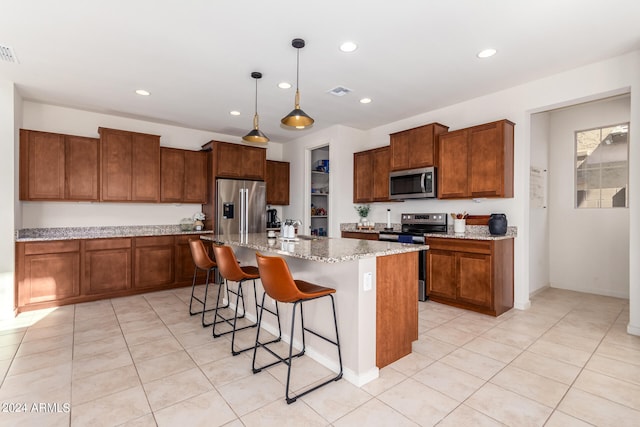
[575,123,629,208]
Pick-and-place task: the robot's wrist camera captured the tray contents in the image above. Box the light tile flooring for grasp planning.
[1,286,639,426]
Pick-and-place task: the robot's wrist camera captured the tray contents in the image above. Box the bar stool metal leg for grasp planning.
[252,293,342,404]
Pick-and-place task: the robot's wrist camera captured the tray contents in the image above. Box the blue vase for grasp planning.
[488,213,507,235]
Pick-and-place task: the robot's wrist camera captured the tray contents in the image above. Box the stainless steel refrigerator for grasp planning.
[216,179,266,236]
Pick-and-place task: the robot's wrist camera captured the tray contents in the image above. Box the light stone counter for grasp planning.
[201,233,427,263]
[15,225,213,242]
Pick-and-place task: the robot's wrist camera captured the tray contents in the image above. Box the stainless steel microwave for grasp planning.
[389,167,437,199]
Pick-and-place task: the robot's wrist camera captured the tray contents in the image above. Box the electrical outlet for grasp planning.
[363,272,372,291]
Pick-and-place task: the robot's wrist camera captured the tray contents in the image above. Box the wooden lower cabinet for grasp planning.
[426,237,513,316]
[15,234,209,313]
[175,234,209,284]
[134,236,174,289]
[16,241,81,308]
[83,238,132,295]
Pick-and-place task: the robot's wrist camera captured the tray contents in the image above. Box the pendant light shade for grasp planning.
[281,38,314,129]
[243,71,269,144]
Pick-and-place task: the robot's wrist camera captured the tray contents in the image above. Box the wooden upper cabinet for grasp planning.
[468,120,514,198]
[66,135,99,200]
[20,130,65,200]
[266,160,290,205]
[353,146,393,203]
[208,141,266,180]
[160,148,207,203]
[438,119,514,199]
[183,150,208,203]
[390,123,449,171]
[20,129,99,201]
[353,149,374,203]
[438,129,470,199]
[132,133,161,201]
[160,147,184,202]
[99,128,160,202]
[372,146,391,201]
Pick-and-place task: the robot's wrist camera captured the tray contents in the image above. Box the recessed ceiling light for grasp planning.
[360,98,372,104]
[477,48,497,58]
[135,89,150,96]
[339,41,358,53]
[230,110,241,116]
[278,82,292,89]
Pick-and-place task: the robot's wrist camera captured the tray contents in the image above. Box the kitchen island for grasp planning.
[201,233,427,386]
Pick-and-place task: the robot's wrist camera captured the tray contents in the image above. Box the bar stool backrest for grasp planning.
[189,239,216,270]
[255,252,303,303]
[212,245,246,282]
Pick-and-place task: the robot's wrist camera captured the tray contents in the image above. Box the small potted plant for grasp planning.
[193,212,205,231]
[354,204,370,225]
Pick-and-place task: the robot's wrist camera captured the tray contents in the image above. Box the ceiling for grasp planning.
[1,1,639,143]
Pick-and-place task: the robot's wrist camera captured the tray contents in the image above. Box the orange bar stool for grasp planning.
[253,252,343,404]
[212,245,282,355]
[188,239,227,327]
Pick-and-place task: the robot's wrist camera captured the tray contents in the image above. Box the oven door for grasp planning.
[389,167,436,200]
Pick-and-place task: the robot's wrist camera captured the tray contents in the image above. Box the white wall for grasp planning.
[281,125,366,237]
[548,96,630,298]
[20,102,285,228]
[1,81,18,319]
[291,50,640,313]
[529,112,550,294]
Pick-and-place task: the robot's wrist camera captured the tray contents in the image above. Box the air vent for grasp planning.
[327,86,352,97]
[0,45,19,63]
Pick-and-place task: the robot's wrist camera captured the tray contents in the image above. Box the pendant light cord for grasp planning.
[254,77,258,114]
[296,48,300,91]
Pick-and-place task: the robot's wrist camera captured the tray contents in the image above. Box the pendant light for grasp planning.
[242,71,269,143]
[281,38,314,129]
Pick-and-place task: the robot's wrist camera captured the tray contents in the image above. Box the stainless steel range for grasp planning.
[379,213,448,243]
[379,213,448,301]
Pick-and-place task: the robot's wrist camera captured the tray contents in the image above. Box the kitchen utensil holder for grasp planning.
[454,219,466,234]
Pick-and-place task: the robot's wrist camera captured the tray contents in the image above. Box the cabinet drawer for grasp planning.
[135,236,174,247]
[341,231,379,241]
[24,240,79,255]
[426,238,491,254]
[85,238,132,251]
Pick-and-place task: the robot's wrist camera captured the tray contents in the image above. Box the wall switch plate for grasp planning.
[363,272,372,291]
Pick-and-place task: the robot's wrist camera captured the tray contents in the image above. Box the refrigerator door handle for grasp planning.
[244,188,249,234]
[239,188,244,234]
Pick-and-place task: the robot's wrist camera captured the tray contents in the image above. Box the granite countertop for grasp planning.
[340,223,517,241]
[15,225,213,242]
[201,233,427,264]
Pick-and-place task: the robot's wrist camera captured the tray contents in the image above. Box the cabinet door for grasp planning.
[426,249,457,299]
[438,129,469,199]
[101,130,132,201]
[372,147,391,201]
[266,160,290,205]
[21,130,65,200]
[469,120,514,198]
[242,146,266,180]
[183,151,208,203]
[390,130,410,171]
[408,127,436,168]
[131,133,160,202]
[160,148,185,202]
[175,235,209,284]
[134,237,174,289]
[66,136,99,201]
[216,142,243,178]
[353,150,373,203]
[83,238,132,295]
[457,252,492,308]
[20,245,80,306]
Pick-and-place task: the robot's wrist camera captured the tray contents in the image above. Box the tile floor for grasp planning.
[0,286,639,426]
